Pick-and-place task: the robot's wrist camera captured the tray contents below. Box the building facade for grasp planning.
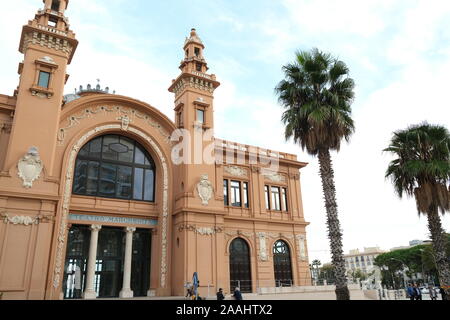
[344,247,385,285]
[0,0,311,300]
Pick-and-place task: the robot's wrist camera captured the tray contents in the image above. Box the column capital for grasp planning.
[125,227,136,233]
[90,224,102,231]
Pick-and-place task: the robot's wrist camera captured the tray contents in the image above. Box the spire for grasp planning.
[179,28,208,73]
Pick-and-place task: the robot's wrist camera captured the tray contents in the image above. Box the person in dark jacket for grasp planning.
[439,287,447,300]
[217,288,225,300]
[413,284,422,300]
[232,287,243,300]
[407,284,416,300]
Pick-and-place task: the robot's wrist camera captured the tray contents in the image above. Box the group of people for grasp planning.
[406,283,446,300]
[216,287,243,300]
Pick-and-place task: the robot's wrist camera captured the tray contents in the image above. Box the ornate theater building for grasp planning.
[0,0,311,299]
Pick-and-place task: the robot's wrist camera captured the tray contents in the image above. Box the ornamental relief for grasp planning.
[224,165,248,178]
[196,174,214,205]
[256,232,268,261]
[178,224,223,235]
[57,105,172,146]
[17,147,43,188]
[263,172,287,183]
[1,212,54,226]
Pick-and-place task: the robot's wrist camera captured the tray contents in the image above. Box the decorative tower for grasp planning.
[3,0,77,177]
[168,29,225,295]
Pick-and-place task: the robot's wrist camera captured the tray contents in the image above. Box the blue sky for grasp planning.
[1,0,450,264]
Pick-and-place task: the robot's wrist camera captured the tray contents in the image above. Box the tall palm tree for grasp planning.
[275,48,355,300]
[384,123,450,299]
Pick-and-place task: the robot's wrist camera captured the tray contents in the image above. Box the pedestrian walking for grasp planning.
[439,287,447,300]
[428,285,437,300]
[413,284,422,301]
[216,288,225,300]
[232,287,243,300]
[407,283,416,301]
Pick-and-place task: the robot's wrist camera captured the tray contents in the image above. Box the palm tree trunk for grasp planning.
[318,148,350,300]
[426,207,450,300]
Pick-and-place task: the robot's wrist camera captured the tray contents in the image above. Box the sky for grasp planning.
[0,0,449,265]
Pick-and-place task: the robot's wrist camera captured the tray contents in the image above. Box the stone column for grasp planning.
[83,224,102,299]
[119,227,136,298]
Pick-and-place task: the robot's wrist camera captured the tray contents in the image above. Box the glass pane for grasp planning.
[231,181,241,207]
[99,163,116,197]
[134,146,145,165]
[73,160,87,194]
[117,137,134,163]
[78,144,89,157]
[38,71,50,88]
[86,161,99,195]
[116,165,132,199]
[282,188,288,211]
[102,135,119,161]
[133,168,144,200]
[143,169,154,201]
[89,137,102,159]
[196,109,204,124]
[223,180,229,206]
[265,186,270,210]
[271,187,281,211]
[243,182,249,208]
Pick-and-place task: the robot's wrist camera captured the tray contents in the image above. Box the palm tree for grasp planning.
[275,48,355,300]
[384,123,450,299]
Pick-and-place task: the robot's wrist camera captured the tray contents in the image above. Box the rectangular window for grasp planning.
[230,180,241,207]
[38,71,50,88]
[243,182,249,208]
[223,179,229,206]
[51,0,60,11]
[196,109,204,124]
[282,188,288,211]
[196,62,202,71]
[194,47,200,56]
[271,186,281,211]
[264,185,270,210]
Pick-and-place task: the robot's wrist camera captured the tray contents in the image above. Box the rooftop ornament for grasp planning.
[63,79,115,104]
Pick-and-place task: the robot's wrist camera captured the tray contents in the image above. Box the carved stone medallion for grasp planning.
[196,174,213,205]
[17,147,43,188]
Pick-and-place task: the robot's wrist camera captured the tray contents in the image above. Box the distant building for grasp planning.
[344,247,385,275]
[390,239,432,251]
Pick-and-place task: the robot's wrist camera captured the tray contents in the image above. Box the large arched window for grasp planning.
[73,134,155,201]
[229,238,252,293]
[273,240,293,287]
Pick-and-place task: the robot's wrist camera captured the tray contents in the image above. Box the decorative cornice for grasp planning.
[172,76,215,97]
[178,224,223,235]
[21,30,74,58]
[57,105,172,145]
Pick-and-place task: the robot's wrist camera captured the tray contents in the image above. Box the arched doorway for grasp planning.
[63,133,155,299]
[229,238,252,293]
[273,240,293,287]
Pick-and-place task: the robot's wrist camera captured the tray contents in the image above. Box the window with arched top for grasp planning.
[72,134,155,201]
[229,238,252,293]
[273,240,293,287]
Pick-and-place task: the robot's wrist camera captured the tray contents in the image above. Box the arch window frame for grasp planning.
[72,134,156,202]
